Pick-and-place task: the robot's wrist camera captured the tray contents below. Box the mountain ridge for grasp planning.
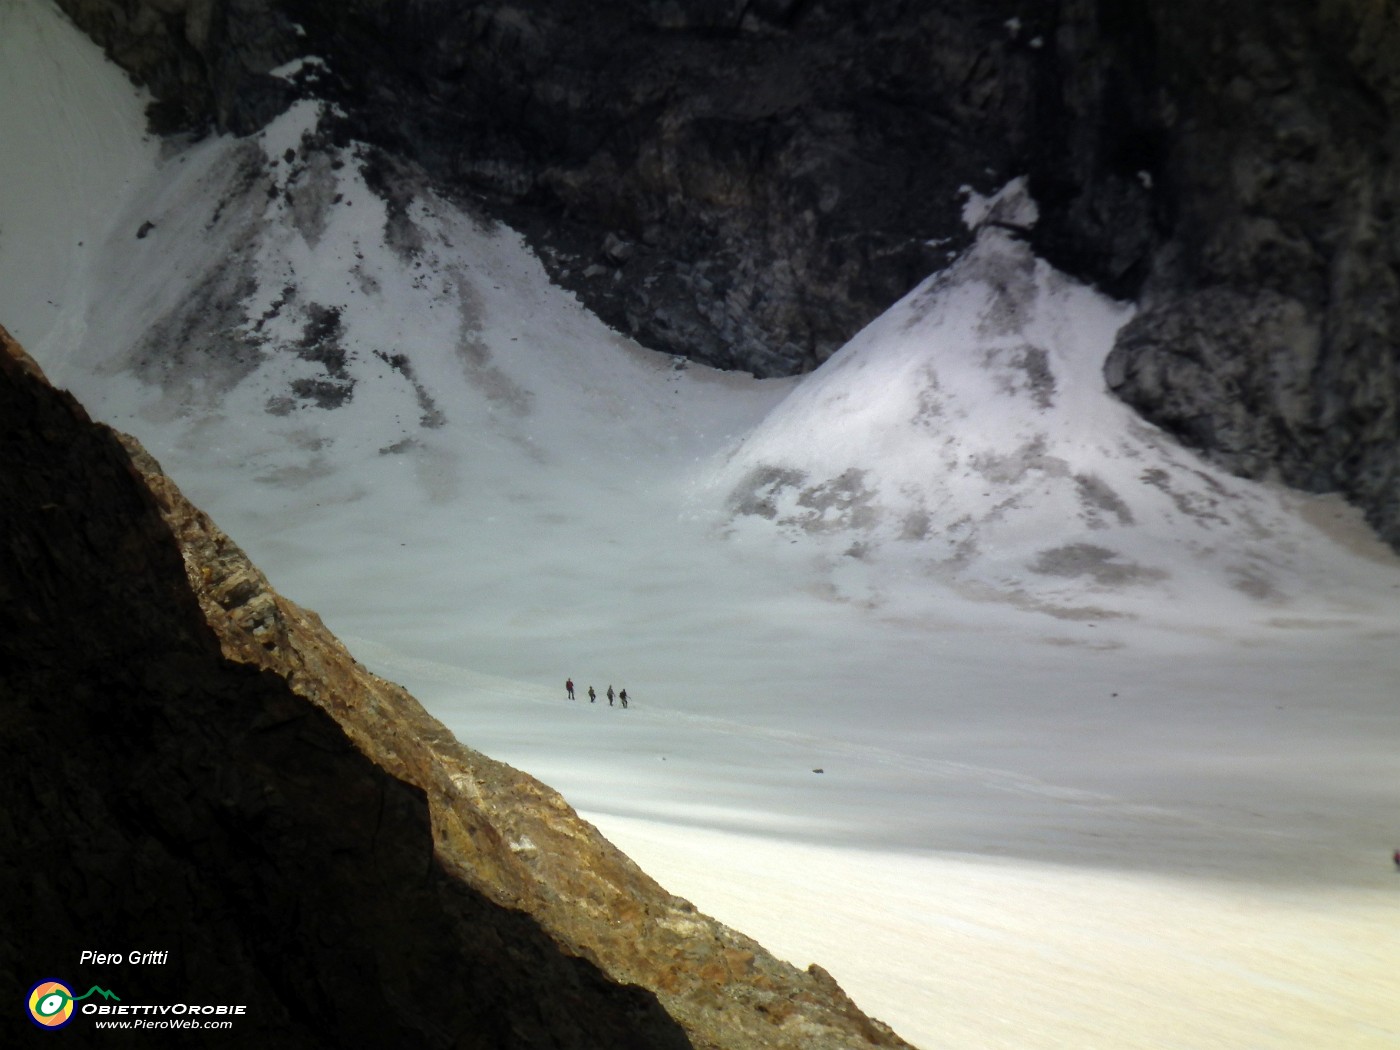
[44,0,1400,549]
[1,322,914,1048]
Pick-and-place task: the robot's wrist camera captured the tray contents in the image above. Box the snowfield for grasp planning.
[4,3,1399,1046]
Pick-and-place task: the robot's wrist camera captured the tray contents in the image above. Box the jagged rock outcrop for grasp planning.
[1098,1,1400,549]
[0,323,913,1048]
[45,0,1400,546]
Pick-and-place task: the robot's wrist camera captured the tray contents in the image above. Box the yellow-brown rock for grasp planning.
[0,323,915,1049]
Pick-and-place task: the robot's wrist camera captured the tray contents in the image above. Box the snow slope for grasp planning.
[704,183,1393,630]
[0,0,158,363]
[3,5,1399,1047]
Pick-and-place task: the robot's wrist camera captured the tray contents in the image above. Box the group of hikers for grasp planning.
[565,678,628,708]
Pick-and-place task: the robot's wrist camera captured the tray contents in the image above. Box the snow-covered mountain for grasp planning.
[5,5,1400,1047]
[704,186,1394,628]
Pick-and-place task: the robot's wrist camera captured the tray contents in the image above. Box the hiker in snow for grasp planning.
[588,686,596,703]
[1393,848,1400,872]
[607,685,615,707]
[619,688,628,709]
[566,678,575,700]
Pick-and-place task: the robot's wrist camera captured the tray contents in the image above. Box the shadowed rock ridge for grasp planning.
[0,325,913,1049]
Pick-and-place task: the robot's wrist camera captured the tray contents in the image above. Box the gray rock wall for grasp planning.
[1101,0,1400,547]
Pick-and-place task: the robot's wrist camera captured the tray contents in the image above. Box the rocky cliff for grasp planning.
[1099,1,1400,549]
[0,324,912,1048]
[46,0,1400,545]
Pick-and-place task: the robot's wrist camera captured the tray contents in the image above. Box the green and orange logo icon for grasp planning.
[27,980,119,1029]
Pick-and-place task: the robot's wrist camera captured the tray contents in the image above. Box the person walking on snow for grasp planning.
[588,686,596,703]
[619,688,628,709]
[607,685,615,707]
[566,678,575,700]
[1393,848,1400,872]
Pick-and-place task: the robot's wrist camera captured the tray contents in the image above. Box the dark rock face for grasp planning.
[1100,1,1400,548]
[0,327,913,1048]
[45,0,1400,543]
[48,0,300,133]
